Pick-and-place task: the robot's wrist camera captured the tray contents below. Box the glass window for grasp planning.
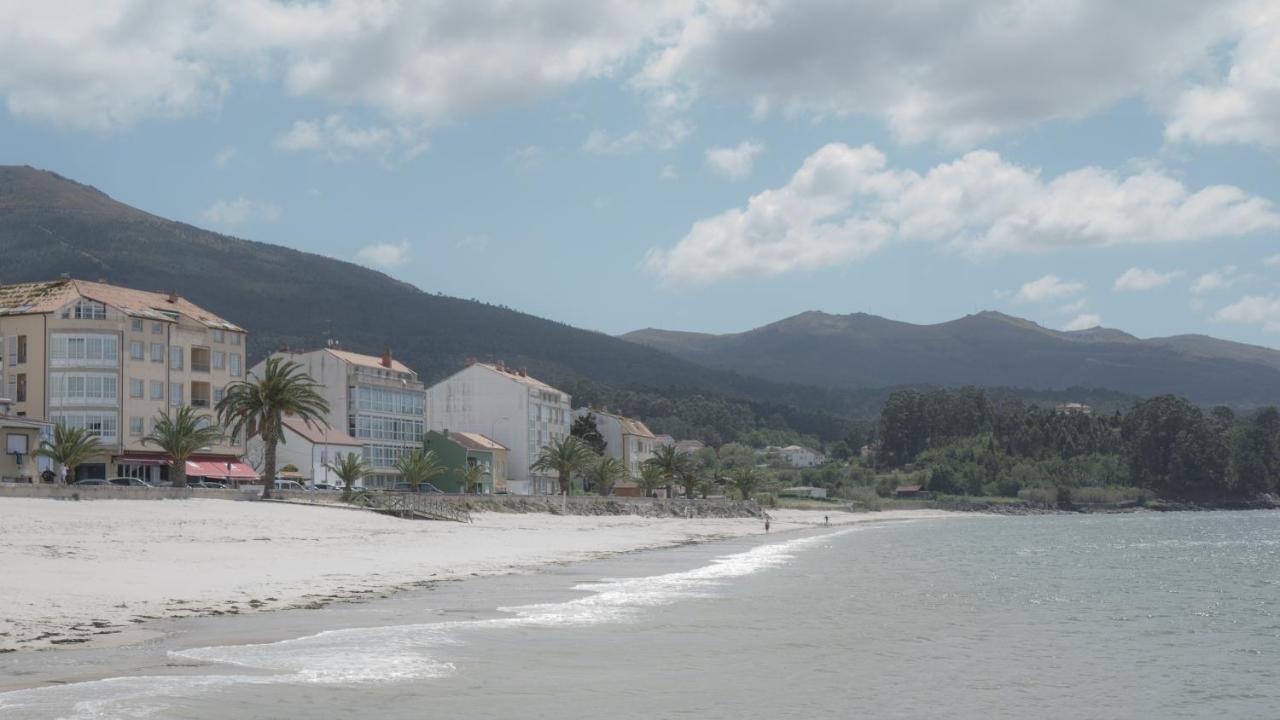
[151,343,164,363]
[230,353,241,377]
[131,318,143,332]
[170,346,183,370]
[153,322,164,334]
[169,383,183,406]
[130,341,144,360]
[213,387,224,403]
[230,333,241,346]
[151,380,165,401]
[212,350,226,370]
[129,378,144,398]
[212,330,225,343]
[129,417,144,436]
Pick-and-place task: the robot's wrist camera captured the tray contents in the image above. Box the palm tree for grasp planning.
[730,466,764,501]
[644,444,692,499]
[530,435,594,495]
[637,464,666,498]
[325,451,370,499]
[461,462,489,494]
[36,423,103,484]
[215,357,330,499]
[583,455,628,496]
[395,448,446,491]
[142,406,225,488]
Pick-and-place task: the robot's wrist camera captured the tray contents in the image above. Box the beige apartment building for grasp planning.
[0,279,249,482]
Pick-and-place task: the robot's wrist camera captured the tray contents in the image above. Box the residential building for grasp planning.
[255,343,426,489]
[0,279,247,482]
[674,439,706,455]
[653,433,675,448]
[572,407,657,484]
[422,429,508,494]
[0,397,52,482]
[1055,402,1093,415]
[778,486,829,499]
[426,360,571,495]
[778,444,824,468]
[246,414,363,488]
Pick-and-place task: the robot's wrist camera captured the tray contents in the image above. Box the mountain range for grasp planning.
[2,164,1278,442]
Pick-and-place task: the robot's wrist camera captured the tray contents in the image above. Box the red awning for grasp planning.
[186,460,259,480]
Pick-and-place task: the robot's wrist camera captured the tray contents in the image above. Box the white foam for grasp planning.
[0,529,853,719]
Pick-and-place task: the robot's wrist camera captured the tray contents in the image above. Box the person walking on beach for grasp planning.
[764,516,771,533]
[824,515,829,527]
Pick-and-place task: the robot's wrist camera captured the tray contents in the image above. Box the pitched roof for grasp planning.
[470,362,561,393]
[281,416,361,446]
[449,431,508,452]
[324,348,416,375]
[0,279,242,330]
[584,408,656,439]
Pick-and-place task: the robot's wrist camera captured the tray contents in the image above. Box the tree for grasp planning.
[583,455,628,496]
[570,412,608,455]
[36,423,103,484]
[216,357,330,499]
[325,451,370,499]
[142,406,224,488]
[730,466,764,501]
[395,449,446,491]
[1122,395,1227,500]
[530,435,595,495]
[462,462,489,494]
[644,444,693,498]
[637,463,666,498]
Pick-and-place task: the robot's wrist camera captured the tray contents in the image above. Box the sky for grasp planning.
[1,1,1279,347]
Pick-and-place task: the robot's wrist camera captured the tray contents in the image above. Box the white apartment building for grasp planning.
[778,444,824,468]
[246,415,363,488]
[426,361,571,495]
[256,344,426,488]
[0,278,249,482]
[572,407,657,479]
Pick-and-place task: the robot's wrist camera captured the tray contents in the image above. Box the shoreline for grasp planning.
[0,498,957,654]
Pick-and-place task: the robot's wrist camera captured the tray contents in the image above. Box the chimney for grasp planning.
[96,277,107,284]
[496,360,505,372]
[519,367,527,377]
[381,347,393,368]
[279,343,290,353]
[166,290,179,304]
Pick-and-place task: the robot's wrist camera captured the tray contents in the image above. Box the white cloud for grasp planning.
[275,114,426,160]
[1166,2,1280,147]
[705,141,763,181]
[355,241,410,269]
[512,145,544,172]
[659,164,680,181]
[1213,295,1280,333]
[636,1,1239,148]
[1113,267,1184,292]
[1060,298,1088,314]
[1015,275,1085,304]
[647,143,1280,285]
[1062,313,1104,331]
[212,145,237,168]
[1193,266,1240,294]
[1265,253,1280,267]
[582,118,692,154]
[198,197,281,229]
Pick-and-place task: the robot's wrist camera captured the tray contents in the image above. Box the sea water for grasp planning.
[2,511,1278,719]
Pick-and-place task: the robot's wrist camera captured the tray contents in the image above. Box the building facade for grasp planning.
[257,345,426,489]
[425,361,571,495]
[422,429,508,494]
[572,408,657,480]
[246,415,364,488]
[0,279,247,482]
[0,398,52,482]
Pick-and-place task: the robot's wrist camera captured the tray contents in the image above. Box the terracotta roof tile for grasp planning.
[449,431,508,451]
[282,416,361,446]
[0,278,242,330]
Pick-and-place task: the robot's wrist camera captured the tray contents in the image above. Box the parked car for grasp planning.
[391,482,444,494]
[73,479,110,486]
[108,477,153,487]
[272,480,307,491]
[311,483,341,492]
[189,480,227,489]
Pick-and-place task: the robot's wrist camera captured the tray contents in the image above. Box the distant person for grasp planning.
[824,515,830,527]
[764,516,771,533]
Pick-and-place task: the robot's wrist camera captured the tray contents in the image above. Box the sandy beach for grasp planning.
[0,498,956,652]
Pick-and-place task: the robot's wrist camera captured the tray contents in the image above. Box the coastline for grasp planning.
[0,498,957,653]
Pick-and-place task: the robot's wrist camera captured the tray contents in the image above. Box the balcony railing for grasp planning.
[191,361,211,373]
[191,398,211,408]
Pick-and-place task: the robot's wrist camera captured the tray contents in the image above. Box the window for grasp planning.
[51,412,118,443]
[170,346,183,370]
[212,330,225,343]
[354,415,425,443]
[362,444,413,468]
[129,417,144,436]
[356,385,424,416]
[63,300,106,320]
[152,322,163,335]
[170,383,183,406]
[6,433,28,455]
[129,378,144,398]
[15,373,25,403]
[5,374,13,403]
[230,333,241,346]
[130,341,144,360]
[49,373,117,406]
[213,386,224,403]
[131,318,143,332]
[49,334,117,367]
[212,350,226,370]
[5,336,12,366]
[151,380,164,401]
[16,335,26,364]
[229,353,241,377]
[151,343,164,363]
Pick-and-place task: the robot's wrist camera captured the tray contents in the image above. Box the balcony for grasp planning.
[191,347,212,374]
[191,381,212,409]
